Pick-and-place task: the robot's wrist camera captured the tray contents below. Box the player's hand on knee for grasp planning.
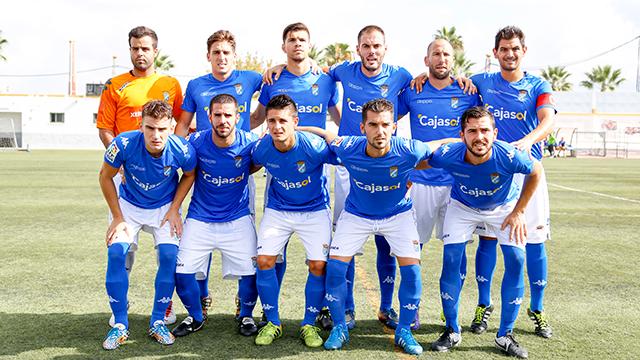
[106,219,132,246]
[161,209,183,239]
[501,211,527,245]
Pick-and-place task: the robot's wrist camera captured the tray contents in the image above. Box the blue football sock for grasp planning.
[175,273,203,322]
[460,246,468,288]
[106,242,130,328]
[238,275,258,318]
[475,237,497,306]
[150,244,178,326]
[498,245,525,337]
[275,244,287,288]
[440,243,466,333]
[526,243,548,312]
[302,271,326,326]
[256,268,280,325]
[375,235,396,311]
[325,259,349,326]
[397,264,421,331]
[345,257,355,311]
[197,253,212,299]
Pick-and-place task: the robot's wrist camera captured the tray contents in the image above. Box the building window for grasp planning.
[50,113,65,123]
[93,113,98,124]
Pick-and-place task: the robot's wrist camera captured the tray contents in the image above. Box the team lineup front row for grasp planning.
[97,22,556,359]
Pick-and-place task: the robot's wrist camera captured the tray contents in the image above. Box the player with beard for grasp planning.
[97,25,183,328]
[427,106,541,359]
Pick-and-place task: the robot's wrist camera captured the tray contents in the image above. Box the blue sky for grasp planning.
[0,0,638,94]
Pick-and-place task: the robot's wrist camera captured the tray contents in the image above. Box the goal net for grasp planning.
[0,117,19,150]
[571,131,606,157]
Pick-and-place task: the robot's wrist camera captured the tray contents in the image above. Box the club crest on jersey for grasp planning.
[163,91,170,102]
[235,83,244,95]
[490,172,500,184]
[163,166,172,177]
[389,166,398,178]
[322,243,330,256]
[234,156,243,168]
[296,160,306,173]
[105,142,119,163]
[517,90,528,102]
[451,97,459,109]
[331,137,344,147]
[412,240,420,252]
[311,83,319,96]
[380,84,389,97]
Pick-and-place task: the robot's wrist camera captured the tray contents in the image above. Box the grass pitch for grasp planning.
[0,151,638,359]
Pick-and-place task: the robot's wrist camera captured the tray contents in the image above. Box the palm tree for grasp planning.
[0,31,8,62]
[435,26,463,52]
[308,45,325,66]
[580,65,625,92]
[541,66,572,91]
[154,50,174,71]
[322,43,352,67]
[236,52,273,73]
[452,52,475,77]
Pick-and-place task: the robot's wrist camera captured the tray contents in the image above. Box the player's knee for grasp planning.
[502,246,525,272]
[107,243,128,266]
[308,260,326,276]
[156,244,178,267]
[256,255,276,270]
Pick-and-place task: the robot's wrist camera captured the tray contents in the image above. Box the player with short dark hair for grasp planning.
[251,94,339,347]
[427,106,541,359]
[99,100,196,350]
[168,93,262,338]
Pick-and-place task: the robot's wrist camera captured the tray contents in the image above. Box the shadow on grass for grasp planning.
[0,312,454,359]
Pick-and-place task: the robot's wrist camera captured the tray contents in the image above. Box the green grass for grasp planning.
[0,152,639,359]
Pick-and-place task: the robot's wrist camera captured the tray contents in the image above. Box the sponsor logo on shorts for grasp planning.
[330,246,340,250]
[322,243,330,256]
[509,297,523,305]
[105,142,119,163]
[412,239,420,252]
[176,262,184,267]
[442,234,450,239]
[251,256,258,268]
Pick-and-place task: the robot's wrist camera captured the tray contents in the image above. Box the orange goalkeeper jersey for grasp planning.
[96,71,183,135]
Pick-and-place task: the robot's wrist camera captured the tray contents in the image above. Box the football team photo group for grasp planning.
[97,21,556,358]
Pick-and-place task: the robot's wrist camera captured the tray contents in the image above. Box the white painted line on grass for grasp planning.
[548,183,640,205]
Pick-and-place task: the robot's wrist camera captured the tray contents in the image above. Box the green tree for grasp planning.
[236,52,273,74]
[580,65,625,92]
[154,50,174,71]
[435,26,463,52]
[453,52,475,77]
[308,45,325,65]
[541,66,573,91]
[322,43,352,67]
[0,31,8,61]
